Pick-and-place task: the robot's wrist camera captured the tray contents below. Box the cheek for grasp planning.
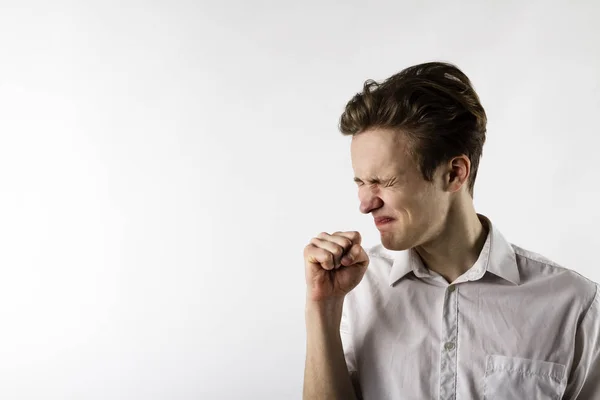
[384,191,416,212]
[386,187,439,218]
[388,183,421,203]
[416,191,448,220]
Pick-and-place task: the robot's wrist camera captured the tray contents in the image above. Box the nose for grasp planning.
[359,187,383,214]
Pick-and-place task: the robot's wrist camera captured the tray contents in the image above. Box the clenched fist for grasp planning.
[304,231,370,302]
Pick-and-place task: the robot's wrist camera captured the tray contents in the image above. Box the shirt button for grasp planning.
[444,342,455,351]
[448,285,456,293]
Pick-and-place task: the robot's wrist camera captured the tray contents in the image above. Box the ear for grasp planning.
[446,155,470,193]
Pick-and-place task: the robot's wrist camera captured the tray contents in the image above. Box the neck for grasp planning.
[414,200,488,284]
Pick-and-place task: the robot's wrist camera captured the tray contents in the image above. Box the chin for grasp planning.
[380,235,413,251]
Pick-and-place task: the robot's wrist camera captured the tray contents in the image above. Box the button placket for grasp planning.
[439,285,459,400]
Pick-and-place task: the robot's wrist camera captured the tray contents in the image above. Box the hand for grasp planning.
[304,231,369,302]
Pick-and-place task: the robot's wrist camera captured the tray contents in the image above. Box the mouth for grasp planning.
[374,217,395,227]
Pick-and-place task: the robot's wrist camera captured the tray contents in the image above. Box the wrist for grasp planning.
[305,296,345,327]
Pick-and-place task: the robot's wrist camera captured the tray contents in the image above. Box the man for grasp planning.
[302,62,600,399]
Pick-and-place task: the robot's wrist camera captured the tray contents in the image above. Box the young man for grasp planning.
[302,62,600,399]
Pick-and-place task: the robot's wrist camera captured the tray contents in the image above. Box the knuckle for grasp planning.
[348,244,358,255]
[319,252,332,267]
[303,243,316,257]
[332,246,343,256]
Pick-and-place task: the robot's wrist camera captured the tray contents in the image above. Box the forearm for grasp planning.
[303,299,357,400]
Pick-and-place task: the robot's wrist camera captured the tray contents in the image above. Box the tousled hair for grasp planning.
[339,61,487,197]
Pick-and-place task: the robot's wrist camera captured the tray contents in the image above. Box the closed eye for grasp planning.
[353,177,396,187]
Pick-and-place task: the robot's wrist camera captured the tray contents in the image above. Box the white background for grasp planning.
[0,1,599,399]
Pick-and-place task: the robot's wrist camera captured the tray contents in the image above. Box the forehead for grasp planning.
[350,128,413,176]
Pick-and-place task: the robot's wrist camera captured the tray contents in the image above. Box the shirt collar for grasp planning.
[387,213,520,286]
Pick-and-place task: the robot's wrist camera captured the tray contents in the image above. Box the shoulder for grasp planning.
[511,243,598,312]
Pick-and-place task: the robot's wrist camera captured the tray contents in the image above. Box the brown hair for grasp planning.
[339,61,487,197]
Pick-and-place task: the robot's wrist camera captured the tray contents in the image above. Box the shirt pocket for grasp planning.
[483,354,566,400]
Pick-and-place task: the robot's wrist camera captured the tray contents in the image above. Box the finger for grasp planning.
[340,243,366,266]
[304,244,335,270]
[310,237,347,269]
[332,231,362,246]
[316,232,354,254]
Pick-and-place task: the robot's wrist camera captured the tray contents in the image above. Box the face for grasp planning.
[350,127,451,251]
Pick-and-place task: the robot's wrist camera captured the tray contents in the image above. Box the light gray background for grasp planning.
[0,1,599,399]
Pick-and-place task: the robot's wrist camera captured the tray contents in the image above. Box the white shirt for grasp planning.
[341,214,600,399]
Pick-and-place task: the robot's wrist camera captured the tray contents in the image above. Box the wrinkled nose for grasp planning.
[359,189,383,214]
